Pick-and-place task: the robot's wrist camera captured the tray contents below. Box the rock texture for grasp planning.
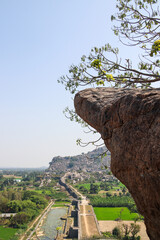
[74,87,160,240]
[48,146,110,173]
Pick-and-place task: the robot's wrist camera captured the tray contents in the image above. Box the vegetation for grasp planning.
[90,196,134,207]
[93,207,138,221]
[0,168,70,239]
[0,163,144,239]
[56,226,62,239]
[72,172,142,225]
[102,223,141,239]
[53,200,71,207]
[72,171,139,216]
[75,183,90,191]
[59,0,160,148]
[75,179,126,195]
[0,189,48,229]
[0,226,18,240]
[112,223,141,240]
[31,187,68,200]
[90,195,135,208]
[0,170,45,191]
[90,183,100,194]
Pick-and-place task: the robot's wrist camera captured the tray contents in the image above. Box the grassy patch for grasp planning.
[75,182,101,191]
[30,189,51,195]
[29,189,68,200]
[55,201,70,204]
[118,182,125,188]
[75,183,90,190]
[93,207,138,221]
[53,204,68,207]
[53,201,70,207]
[0,226,18,240]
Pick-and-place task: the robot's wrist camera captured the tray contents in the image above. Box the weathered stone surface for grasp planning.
[74,87,160,240]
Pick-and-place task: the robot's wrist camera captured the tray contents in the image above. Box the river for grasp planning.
[38,207,67,240]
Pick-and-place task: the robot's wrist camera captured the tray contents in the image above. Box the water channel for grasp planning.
[39,207,67,240]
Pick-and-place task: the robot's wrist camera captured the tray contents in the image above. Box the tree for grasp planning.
[119,208,124,220]
[130,223,141,239]
[10,212,31,227]
[55,227,62,239]
[0,195,8,212]
[112,223,140,240]
[122,187,127,195]
[7,200,23,213]
[68,162,74,168]
[122,224,131,239]
[106,192,112,197]
[128,202,138,213]
[79,185,88,194]
[90,183,100,194]
[58,0,160,147]
[104,183,111,191]
[100,182,111,191]
[112,226,123,239]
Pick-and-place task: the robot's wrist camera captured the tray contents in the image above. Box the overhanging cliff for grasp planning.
[74,87,160,240]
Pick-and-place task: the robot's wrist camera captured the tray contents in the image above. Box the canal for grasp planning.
[38,207,67,240]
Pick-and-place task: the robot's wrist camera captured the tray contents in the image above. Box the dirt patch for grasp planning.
[81,215,99,238]
[80,205,84,214]
[3,175,22,178]
[80,205,100,238]
[99,220,149,240]
[86,215,100,236]
[84,205,92,214]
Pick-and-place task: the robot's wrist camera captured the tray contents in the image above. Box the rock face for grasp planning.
[74,87,160,240]
[48,146,110,173]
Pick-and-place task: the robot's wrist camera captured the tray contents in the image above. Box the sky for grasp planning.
[0,1,158,168]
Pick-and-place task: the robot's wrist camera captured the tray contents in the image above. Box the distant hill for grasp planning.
[48,147,111,173]
[0,167,47,171]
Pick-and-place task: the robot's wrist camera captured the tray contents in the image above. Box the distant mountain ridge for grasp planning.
[48,147,111,173]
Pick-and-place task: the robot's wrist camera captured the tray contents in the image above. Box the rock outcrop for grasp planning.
[74,87,160,240]
[48,146,110,173]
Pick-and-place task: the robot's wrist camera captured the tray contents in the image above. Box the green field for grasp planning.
[75,182,101,190]
[118,182,125,188]
[29,189,68,199]
[75,183,90,190]
[30,189,51,194]
[53,201,70,207]
[0,226,18,240]
[75,182,125,193]
[94,207,138,220]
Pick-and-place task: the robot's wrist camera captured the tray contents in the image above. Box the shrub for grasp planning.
[112,226,122,238]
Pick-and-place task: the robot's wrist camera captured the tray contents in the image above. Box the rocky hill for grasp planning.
[48,146,111,174]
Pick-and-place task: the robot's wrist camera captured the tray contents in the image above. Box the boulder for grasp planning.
[74,87,160,240]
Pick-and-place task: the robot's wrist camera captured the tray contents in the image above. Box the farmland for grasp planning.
[93,207,139,221]
[0,226,18,240]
